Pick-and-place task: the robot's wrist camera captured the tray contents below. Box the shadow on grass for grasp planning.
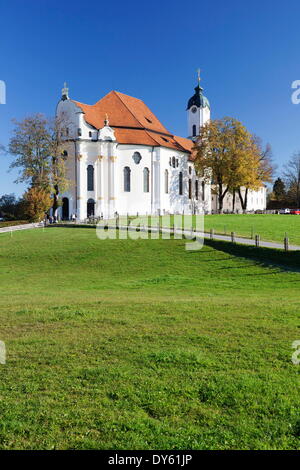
[202,239,300,273]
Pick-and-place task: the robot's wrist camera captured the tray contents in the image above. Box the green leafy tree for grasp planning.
[273,178,286,201]
[0,193,23,220]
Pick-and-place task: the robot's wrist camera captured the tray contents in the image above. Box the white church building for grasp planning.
[56,79,212,220]
[56,78,266,220]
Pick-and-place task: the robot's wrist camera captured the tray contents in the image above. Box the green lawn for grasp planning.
[0,227,300,449]
[201,214,300,245]
[115,214,300,246]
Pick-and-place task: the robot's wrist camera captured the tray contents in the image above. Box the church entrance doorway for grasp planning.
[62,197,69,220]
[87,199,95,217]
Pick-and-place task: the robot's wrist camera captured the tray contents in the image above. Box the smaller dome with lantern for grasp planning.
[187,70,210,110]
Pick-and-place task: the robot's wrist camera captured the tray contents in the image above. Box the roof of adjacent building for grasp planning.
[72,90,195,157]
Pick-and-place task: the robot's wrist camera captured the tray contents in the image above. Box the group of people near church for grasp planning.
[44,212,77,224]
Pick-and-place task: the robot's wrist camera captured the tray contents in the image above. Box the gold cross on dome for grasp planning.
[197,68,201,84]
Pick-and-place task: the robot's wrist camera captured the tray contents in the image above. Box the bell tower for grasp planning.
[187,69,210,141]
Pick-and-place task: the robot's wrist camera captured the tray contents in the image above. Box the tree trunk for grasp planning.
[217,182,229,214]
[237,187,249,213]
[244,188,249,212]
[232,189,236,213]
[218,183,223,213]
[52,184,59,219]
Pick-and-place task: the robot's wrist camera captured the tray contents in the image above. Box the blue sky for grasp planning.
[1,0,300,196]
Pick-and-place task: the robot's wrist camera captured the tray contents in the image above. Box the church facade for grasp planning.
[56,80,212,220]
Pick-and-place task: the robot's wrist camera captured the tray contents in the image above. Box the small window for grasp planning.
[124,167,131,192]
[145,117,152,123]
[202,181,205,201]
[78,128,82,136]
[89,131,92,138]
[172,157,176,168]
[176,159,179,168]
[161,137,169,143]
[192,125,197,137]
[165,169,169,194]
[179,172,183,196]
[189,166,192,175]
[62,150,68,157]
[188,179,192,199]
[143,168,150,193]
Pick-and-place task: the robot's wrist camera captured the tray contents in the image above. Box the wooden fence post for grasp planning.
[231,231,235,243]
[284,236,289,252]
[255,234,260,247]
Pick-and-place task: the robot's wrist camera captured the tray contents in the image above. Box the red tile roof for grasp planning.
[72,91,194,156]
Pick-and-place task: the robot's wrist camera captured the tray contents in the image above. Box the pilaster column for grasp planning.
[109,155,117,217]
[77,154,86,220]
[153,152,161,214]
[96,155,103,216]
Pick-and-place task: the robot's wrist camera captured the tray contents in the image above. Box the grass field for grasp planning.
[114,214,300,246]
[0,227,300,449]
[202,214,300,245]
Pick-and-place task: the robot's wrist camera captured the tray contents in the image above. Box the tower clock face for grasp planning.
[191,106,197,113]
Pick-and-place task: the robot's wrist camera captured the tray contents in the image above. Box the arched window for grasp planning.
[192,125,197,137]
[124,167,131,192]
[188,179,192,199]
[165,169,169,194]
[87,198,95,217]
[195,180,199,200]
[179,171,183,195]
[143,167,150,192]
[87,165,94,191]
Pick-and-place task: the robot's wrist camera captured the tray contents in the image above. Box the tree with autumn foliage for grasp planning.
[22,187,52,222]
[8,114,70,216]
[236,136,274,211]
[194,117,273,213]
